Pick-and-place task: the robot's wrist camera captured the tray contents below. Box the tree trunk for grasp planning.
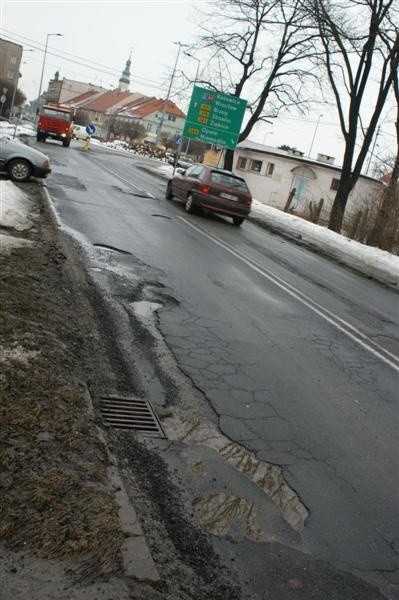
[328,174,354,232]
[223,149,234,171]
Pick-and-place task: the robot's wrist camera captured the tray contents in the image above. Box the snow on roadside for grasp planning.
[0,181,35,254]
[251,200,399,288]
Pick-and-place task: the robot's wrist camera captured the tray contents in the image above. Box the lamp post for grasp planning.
[308,114,323,157]
[184,52,200,84]
[156,41,187,146]
[183,52,201,156]
[37,33,63,112]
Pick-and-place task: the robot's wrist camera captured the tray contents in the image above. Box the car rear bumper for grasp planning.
[194,192,251,218]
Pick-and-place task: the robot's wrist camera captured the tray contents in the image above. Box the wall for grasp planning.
[233,146,382,222]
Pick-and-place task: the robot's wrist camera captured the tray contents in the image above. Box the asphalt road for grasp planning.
[39,139,398,598]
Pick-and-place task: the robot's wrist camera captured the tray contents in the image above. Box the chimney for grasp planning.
[317,153,335,165]
[287,148,304,157]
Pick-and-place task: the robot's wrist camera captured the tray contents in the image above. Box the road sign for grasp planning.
[183,86,247,150]
[176,136,183,146]
[86,124,96,135]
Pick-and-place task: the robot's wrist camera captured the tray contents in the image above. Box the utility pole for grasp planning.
[366,126,381,175]
[155,41,187,146]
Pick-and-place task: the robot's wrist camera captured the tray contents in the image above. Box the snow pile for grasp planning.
[0,181,35,254]
[0,121,36,138]
[251,200,399,287]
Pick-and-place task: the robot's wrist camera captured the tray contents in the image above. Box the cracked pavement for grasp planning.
[32,140,399,599]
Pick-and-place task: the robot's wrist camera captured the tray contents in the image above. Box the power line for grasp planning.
[0,29,164,90]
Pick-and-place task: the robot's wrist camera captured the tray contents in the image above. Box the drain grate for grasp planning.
[100,395,165,437]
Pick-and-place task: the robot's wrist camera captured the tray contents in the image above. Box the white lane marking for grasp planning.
[86,155,155,197]
[179,217,399,372]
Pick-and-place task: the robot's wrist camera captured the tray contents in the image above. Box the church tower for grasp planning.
[118,53,131,92]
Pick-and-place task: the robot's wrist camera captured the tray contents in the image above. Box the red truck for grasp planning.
[37,104,75,147]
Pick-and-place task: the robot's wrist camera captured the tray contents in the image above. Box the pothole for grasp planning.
[196,493,264,541]
[151,214,172,220]
[163,411,309,532]
[93,243,132,255]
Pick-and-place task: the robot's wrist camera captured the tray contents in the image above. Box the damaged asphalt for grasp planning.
[0,178,395,599]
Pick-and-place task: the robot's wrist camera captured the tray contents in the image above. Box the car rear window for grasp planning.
[210,171,250,193]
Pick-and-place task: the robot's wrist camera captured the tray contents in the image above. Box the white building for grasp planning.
[233,140,382,222]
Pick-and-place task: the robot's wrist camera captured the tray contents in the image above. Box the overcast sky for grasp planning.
[2,0,396,167]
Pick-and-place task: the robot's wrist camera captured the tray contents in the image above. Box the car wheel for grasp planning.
[7,158,32,182]
[232,217,244,226]
[185,193,195,214]
[165,181,173,200]
[63,138,71,147]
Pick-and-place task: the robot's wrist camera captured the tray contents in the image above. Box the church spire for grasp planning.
[118,53,131,92]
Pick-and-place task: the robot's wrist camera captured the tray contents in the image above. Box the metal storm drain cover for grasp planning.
[100,395,165,437]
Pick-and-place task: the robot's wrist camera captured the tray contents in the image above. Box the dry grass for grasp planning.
[0,212,123,575]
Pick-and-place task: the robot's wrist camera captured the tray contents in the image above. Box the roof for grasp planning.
[64,88,186,120]
[237,140,381,183]
[126,98,186,119]
[77,90,133,112]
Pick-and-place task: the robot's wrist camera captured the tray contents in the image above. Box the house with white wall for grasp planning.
[232,140,382,222]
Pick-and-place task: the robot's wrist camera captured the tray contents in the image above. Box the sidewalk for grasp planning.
[136,160,399,290]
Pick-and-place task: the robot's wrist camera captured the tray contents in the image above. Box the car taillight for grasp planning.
[42,160,50,168]
[245,197,252,206]
[199,185,210,194]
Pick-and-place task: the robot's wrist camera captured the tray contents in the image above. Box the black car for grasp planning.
[166,163,252,226]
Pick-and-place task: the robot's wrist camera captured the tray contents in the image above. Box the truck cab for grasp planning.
[37,104,75,147]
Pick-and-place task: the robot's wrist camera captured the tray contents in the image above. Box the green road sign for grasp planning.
[183,86,247,150]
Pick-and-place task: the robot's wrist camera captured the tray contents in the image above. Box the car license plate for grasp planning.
[220,192,238,201]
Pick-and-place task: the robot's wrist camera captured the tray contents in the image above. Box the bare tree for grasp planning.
[194,0,320,169]
[368,50,399,250]
[309,0,399,232]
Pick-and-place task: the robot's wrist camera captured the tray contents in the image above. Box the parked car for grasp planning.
[167,154,194,169]
[0,136,51,182]
[72,124,89,140]
[166,164,252,226]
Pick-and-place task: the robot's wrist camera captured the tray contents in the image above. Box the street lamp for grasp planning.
[184,52,200,83]
[37,33,63,111]
[156,41,187,146]
[308,114,323,157]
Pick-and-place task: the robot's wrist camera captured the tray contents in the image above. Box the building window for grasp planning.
[330,178,340,191]
[250,159,262,173]
[10,56,17,65]
[265,162,275,176]
[146,123,152,131]
[237,157,247,170]
[7,70,14,80]
[167,115,176,122]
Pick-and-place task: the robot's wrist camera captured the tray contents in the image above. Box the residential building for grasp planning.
[0,38,23,116]
[118,98,186,144]
[45,72,105,105]
[232,140,382,222]
[65,89,186,143]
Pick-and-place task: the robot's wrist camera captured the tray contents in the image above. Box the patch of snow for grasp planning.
[0,345,40,366]
[0,180,34,231]
[250,200,399,287]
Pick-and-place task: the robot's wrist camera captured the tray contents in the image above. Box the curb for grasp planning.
[40,184,161,582]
